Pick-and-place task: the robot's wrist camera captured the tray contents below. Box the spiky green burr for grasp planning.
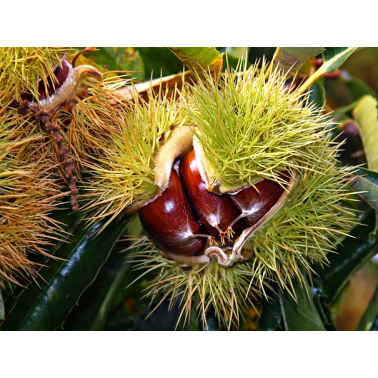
[120,61,359,328]
[80,86,186,229]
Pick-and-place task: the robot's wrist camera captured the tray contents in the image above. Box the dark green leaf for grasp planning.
[258,288,282,331]
[323,48,364,73]
[90,259,131,331]
[309,82,326,108]
[0,281,5,321]
[346,77,377,101]
[129,299,183,331]
[357,283,378,331]
[274,47,324,76]
[280,274,325,331]
[370,316,378,331]
[315,210,378,303]
[312,287,338,331]
[136,47,187,81]
[350,168,378,212]
[2,217,130,331]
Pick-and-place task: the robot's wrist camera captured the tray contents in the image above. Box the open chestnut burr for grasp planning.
[139,148,291,265]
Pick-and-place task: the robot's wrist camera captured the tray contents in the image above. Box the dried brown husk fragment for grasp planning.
[0,115,64,285]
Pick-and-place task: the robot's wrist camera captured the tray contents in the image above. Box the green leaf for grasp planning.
[315,210,378,303]
[312,287,338,331]
[168,47,224,78]
[357,283,378,331]
[258,288,282,331]
[274,47,324,76]
[75,47,145,82]
[2,217,130,331]
[280,274,325,331]
[332,100,360,121]
[0,281,5,321]
[353,95,378,172]
[323,47,364,73]
[90,259,131,331]
[309,82,326,108]
[226,47,250,60]
[345,77,377,101]
[136,48,187,80]
[350,168,378,212]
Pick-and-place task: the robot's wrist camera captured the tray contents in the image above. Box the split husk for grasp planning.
[81,59,359,328]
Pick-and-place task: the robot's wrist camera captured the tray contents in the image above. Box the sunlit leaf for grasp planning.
[353,95,378,172]
[274,47,324,76]
[226,47,250,60]
[73,47,145,82]
[168,47,224,78]
[323,47,364,73]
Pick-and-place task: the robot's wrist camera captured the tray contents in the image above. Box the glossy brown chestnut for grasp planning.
[229,173,289,228]
[179,149,245,237]
[138,170,207,256]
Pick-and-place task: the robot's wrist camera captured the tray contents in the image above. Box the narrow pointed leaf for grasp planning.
[2,217,130,331]
[168,47,224,78]
[90,259,131,331]
[309,82,326,108]
[312,287,338,331]
[353,95,378,172]
[315,210,378,303]
[357,283,378,331]
[274,47,324,76]
[323,47,364,73]
[280,274,325,331]
[350,168,378,212]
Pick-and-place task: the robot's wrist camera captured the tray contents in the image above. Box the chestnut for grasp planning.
[138,170,207,256]
[179,149,245,241]
[229,173,289,228]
